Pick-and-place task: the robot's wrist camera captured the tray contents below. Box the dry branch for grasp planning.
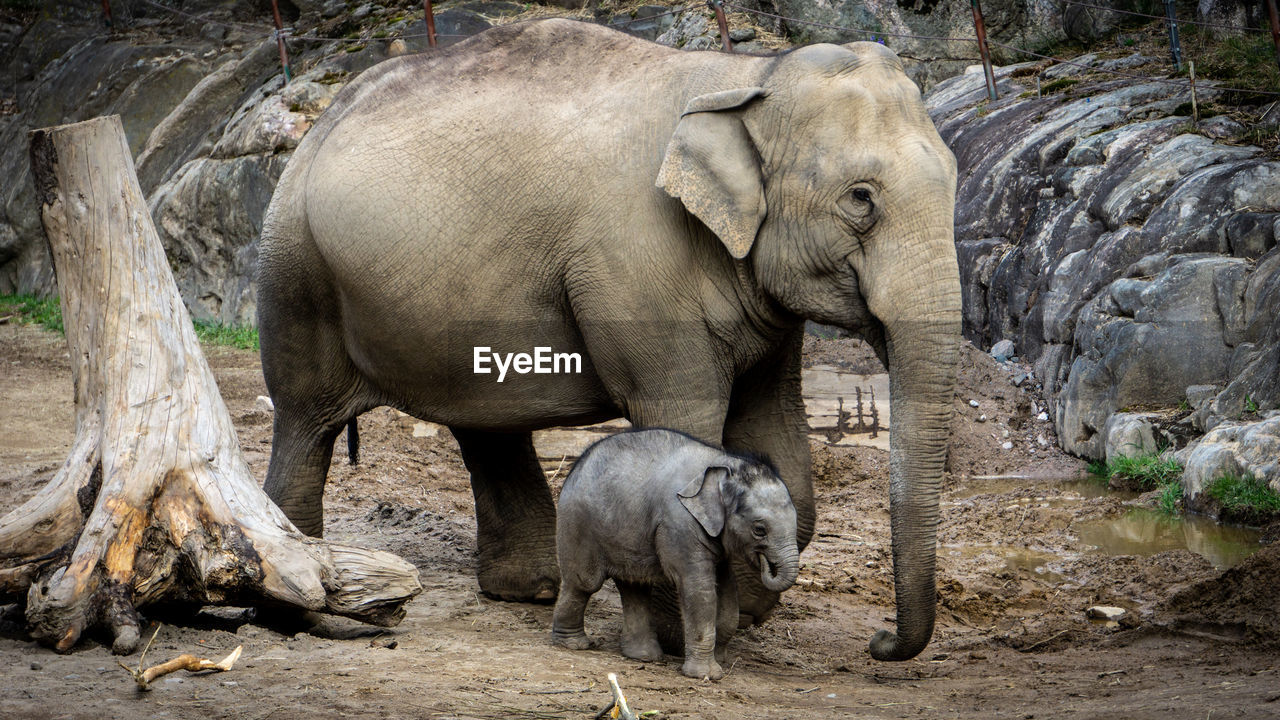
[118,626,243,691]
[0,115,420,654]
[593,673,639,720]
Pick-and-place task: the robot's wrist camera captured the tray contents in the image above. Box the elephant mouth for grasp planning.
[757,552,776,576]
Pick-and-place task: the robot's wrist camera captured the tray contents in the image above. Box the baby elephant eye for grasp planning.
[849,187,873,204]
[752,523,768,539]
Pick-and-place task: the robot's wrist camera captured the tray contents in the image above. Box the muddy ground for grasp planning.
[2,321,1278,719]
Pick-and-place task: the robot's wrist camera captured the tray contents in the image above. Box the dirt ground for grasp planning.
[2,321,1279,720]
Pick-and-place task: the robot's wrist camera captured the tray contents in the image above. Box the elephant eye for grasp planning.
[838,184,878,234]
[752,523,768,539]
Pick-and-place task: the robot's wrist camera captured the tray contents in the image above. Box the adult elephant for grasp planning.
[257,19,960,661]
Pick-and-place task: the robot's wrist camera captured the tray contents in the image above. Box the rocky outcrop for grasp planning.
[926,56,1280,482]
[0,9,366,324]
[1177,414,1280,502]
[148,66,340,324]
[739,0,1063,89]
[0,31,224,294]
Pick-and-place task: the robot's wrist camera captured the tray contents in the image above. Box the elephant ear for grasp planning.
[656,88,768,260]
[678,466,730,537]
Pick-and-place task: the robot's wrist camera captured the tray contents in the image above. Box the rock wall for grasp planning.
[925,57,1280,487]
[0,5,383,324]
[739,0,1063,89]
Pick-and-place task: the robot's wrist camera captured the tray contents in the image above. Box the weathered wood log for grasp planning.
[0,115,421,654]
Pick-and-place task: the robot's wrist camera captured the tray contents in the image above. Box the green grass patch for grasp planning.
[2,293,257,350]
[0,293,63,333]
[1039,77,1079,96]
[1091,451,1186,515]
[1158,479,1183,515]
[1182,26,1280,105]
[1207,472,1280,522]
[192,321,259,351]
[1093,452,1183,491]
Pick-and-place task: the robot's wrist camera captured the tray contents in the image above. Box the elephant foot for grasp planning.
[477,555,559,603]
[621,636,663,662]
[551,632,595,651]
[680,657,724,681]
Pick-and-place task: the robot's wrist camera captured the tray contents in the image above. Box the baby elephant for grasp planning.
[551,429,799,680]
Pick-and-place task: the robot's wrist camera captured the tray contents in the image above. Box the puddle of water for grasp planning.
[946,476,1263,577]
[1075,508,1263,570]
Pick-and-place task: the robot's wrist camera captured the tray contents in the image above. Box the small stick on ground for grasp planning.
[593,673,639,720]
[119,643,242,690]
[1018,629,1069,653]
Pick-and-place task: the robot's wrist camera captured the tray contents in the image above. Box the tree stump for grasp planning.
[0,115,421,654]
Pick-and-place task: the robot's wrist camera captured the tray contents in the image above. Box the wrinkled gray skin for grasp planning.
[257,19,961,660]
[551,429,798,681]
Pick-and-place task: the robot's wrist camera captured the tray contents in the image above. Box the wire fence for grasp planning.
[122,0,1280,101]
[1058,0,1272,35]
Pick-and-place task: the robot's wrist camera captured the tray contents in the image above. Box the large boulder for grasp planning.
[1177,414,1280,503]
[738,0,1062,89]
[0,32,223,295]
[148,66,341,325]
[1057,256,1248,458]
[927,55,1280,462]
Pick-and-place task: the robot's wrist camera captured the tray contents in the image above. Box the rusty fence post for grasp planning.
[709,0,733,53]
[423,0,438,48]
[1163,0,1182,72]
[1267,0,1280,75]
[270,0,292,83]
[970,0,997,102]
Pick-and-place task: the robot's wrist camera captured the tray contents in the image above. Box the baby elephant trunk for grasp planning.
[758,545,800,592]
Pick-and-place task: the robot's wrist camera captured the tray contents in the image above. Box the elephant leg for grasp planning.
[714,563,738,664]
[259,278,371,537]
[551,577,599,650]
[675,572,723,681]
[451,428,559,602]
[617,581,662,662]
[257,209,384,538]
[263,414,347,537]
[723,327,813,625]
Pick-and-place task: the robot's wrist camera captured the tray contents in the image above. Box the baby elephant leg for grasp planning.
[617,581,662,662]
[678,576,724,681]
[551,576,599,650]
[714,564,738,664]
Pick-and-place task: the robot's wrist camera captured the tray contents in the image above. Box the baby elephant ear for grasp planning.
[678,466,729,537]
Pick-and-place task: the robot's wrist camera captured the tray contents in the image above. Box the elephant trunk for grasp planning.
[867,246,962,662]
[758,544,799,592]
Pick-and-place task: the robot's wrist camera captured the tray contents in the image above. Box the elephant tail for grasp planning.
[347,418,360,465]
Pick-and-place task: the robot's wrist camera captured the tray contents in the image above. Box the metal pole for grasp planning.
[709,0,733,53]
[270,0,292,83]
[1164,0,1182,72]
[1267,0,1280,75]
[971,0,998,102]
[100,0,112,28]
[423,0,438,48]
